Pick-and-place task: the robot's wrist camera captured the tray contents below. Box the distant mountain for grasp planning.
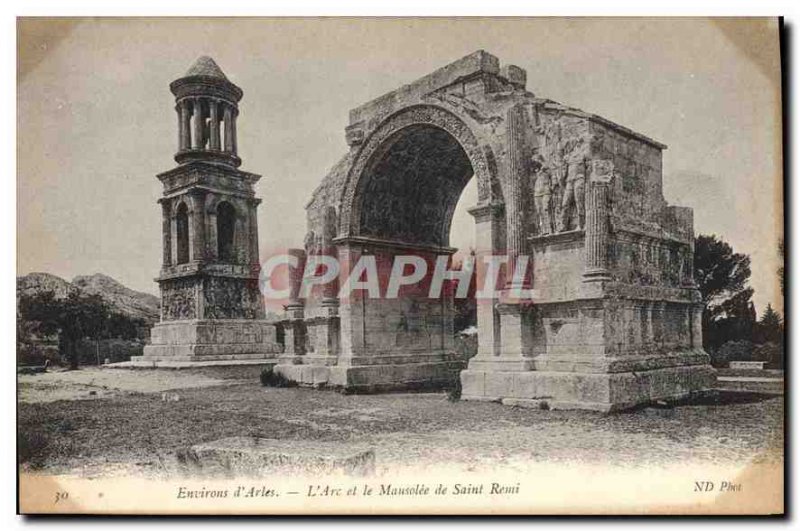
[72,273,160,324]
[17,272,160,324]
[17,272,77,300]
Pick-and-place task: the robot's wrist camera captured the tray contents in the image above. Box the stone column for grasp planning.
[321,207,339,304]
[191,98,204,150]
[178,99,191,152]
[170,210,179,266]
[333,244,364,366]
[286,248,306,318]
[223,104,234,153]
[309,207,341,361]
[230,108,238,154]
[691,302,704,349]
[281,248,307,360]
[249,199,261,267]
[160,199,172,267]
[467,202,505,359]
[503,104,529,289]
[209,99,220,150]
[583,160,614,283]
[189,191,206,261]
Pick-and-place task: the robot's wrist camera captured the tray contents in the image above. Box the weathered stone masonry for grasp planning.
[277,50,714,410]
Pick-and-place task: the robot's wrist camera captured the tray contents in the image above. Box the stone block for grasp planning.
[175,437,375,478]
[459,370,485,397]
[500,64,527,88]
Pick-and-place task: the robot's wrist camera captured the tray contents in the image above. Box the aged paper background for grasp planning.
[16,17,783,515]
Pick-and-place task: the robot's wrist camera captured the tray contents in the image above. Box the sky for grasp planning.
[17,17,783,314]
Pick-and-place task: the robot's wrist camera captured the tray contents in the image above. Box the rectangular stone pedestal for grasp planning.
[461,354,716,412]
[137,319,282,362]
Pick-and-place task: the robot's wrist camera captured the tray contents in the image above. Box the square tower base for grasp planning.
[137,319,282,362]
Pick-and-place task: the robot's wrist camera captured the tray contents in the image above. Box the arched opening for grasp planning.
[175,202,190,264]
[351,123,479,361]
[217,201,236,262]
[356,124,474,247]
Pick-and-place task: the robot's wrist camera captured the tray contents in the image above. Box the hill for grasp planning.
[17,272,160,324]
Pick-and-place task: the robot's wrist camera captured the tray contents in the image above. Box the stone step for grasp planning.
[133,353,277,362]
[104,359,278,369]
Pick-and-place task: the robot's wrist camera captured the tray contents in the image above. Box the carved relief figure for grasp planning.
[559,137,588,231]
[162,278,197,320]
[303,230,317,255]
[531,154,554,235]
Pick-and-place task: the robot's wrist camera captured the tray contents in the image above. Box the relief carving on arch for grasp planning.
[530,113,591,235]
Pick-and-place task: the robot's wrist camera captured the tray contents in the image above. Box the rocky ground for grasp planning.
[18,366,784,478]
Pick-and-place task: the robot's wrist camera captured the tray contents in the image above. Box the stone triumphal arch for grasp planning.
[275,50,714,410]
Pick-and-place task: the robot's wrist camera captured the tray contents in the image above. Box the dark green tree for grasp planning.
[694,234,756,350]
[19,290,109,370]
[756,303,784,345]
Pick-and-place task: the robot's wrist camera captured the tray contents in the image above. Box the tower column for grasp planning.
[249,199,261,267]
[192,97,204,150]
[160,199,172,267]
[231,108,238,154]
[223,104,234,152]
[170,209,179,267]
[178,99,191,151]
[189,190,207,261]
[209,99,220,150]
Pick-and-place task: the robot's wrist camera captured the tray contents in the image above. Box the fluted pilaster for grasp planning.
[189,191,207,261]
[249,199,261,267]
[161,200,172,267]
[583,160,614,282]
[504,104,529,289]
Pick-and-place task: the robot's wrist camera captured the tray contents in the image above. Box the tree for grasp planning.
[694,234,756,350]
[19,290,109,369]
[756,303,784,345]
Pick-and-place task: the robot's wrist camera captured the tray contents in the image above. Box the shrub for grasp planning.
[710,340,755,368]
[446,370,462,402]
[259,366,297,388]
[753,342,784,369]
[453,328,478,363]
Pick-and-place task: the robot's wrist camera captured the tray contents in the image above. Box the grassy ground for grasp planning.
[18,367,784,478]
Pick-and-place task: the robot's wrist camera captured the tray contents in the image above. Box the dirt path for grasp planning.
[18,373,784,479]
[17,368,238,404]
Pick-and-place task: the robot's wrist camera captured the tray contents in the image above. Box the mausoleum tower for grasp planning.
[138,56,281,364]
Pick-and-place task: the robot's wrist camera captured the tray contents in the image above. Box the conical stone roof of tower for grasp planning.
[184,56,229,81]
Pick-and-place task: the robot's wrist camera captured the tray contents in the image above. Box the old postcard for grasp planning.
[16,17,784,515]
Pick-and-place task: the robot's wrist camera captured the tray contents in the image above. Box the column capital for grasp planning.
[467,201,505,222]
